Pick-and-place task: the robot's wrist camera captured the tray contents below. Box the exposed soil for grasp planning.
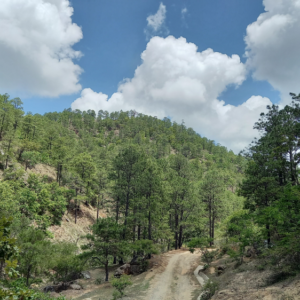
[209,255,300,300]
[49,205,107,246]
[144,250,201,300]
[28,163,57,181]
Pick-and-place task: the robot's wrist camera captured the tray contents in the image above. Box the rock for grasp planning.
[130,265,141,275]
[43,286,55,293]
[218,289,235,295]
[217,265,226,276]
[244,246,256,258]
[217,265,226,271]
[81,271,91,279]
[70,283,82,290]
[114,264,131,277]
[43,283,70,293]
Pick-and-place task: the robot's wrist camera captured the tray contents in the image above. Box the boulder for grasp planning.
[70,283,82,290]
[114,264,131,277]
[43,283,69,293]
[81,271,91,279]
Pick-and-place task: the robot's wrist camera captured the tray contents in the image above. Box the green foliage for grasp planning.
[187,237,217,265]
[236,94,300,271]
[81,217,124,281]
[16,226,51,286]
[50,242,84,283]
[187,237,210,253]
[0,277,66,299]
[0,93,247,291]
[21,151,40,170]
[200,280,219,300]
[0,217,19,279]
[225,210,263,251]
[111,275,132,300]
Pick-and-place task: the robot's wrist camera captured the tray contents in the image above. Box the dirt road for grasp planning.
[61,250,202,300]
[144,250,201,300]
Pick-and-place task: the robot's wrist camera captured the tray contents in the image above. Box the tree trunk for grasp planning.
[138,224,141,240]
[105,261,109,282]
[97,196,100,220]
[266,224,271,247]
[0,260,4,280]
[5,137,13,169]
[148,210,151,240]
[75,188,78,224]
[123,189,130,240]
[209,197,212,247]
[178,210,184,248]
[179,225,183,248]
[0,113,6,140]
[212,213,215,246]
[26,265,32,286]
[175,212,179,250]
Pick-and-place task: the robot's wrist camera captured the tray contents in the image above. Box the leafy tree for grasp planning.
[50,242,84,283]
[17,226,51,286]
[21,151,40,170]
[200,169,225,246]
[81,218,124,281]
[0,217,19,279]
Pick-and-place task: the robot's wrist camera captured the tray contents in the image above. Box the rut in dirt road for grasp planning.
[145,251,201,300]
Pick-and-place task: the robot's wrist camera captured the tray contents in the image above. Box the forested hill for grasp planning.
[0,93,244,242]
[0,93,245,296]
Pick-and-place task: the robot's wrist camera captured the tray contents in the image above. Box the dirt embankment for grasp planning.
[206,255,300,300]
[49,205,106,245]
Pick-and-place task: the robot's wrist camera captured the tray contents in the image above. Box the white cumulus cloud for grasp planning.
[72,36,271,152]
[0,0,83,97]
[144,3,169,39]
[245,0,300,103]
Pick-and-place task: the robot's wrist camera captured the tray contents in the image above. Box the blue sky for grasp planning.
[1,0,299,151]
[25,0,279,112]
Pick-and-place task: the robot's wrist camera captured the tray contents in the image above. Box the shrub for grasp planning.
[111,275,132,299]
[200,280,219,300]
[50,242,85,283]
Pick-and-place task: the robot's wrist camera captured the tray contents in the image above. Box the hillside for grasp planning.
[0,93,245,241]
[0,93,247,298]
[2,93,300,300]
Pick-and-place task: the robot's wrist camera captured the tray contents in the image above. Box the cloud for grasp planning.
[245,0,300,103]
[181,7,188,18]
[0,0,83,97]
[144,3,169,39]
[72,36,272,152]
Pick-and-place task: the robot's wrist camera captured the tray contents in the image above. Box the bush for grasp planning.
[201,249,218,265]
[111,275,132,299]
[94,277,103,285]
[50,242,85,283]
[0,278,67,300]
[200,280,219,300]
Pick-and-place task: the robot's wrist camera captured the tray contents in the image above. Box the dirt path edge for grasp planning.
[194,265,209,300]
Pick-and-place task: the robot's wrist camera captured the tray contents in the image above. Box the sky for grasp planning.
[0,0,299,152]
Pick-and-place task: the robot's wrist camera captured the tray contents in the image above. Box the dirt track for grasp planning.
[60,250,202,300]
[144,250,201,300]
